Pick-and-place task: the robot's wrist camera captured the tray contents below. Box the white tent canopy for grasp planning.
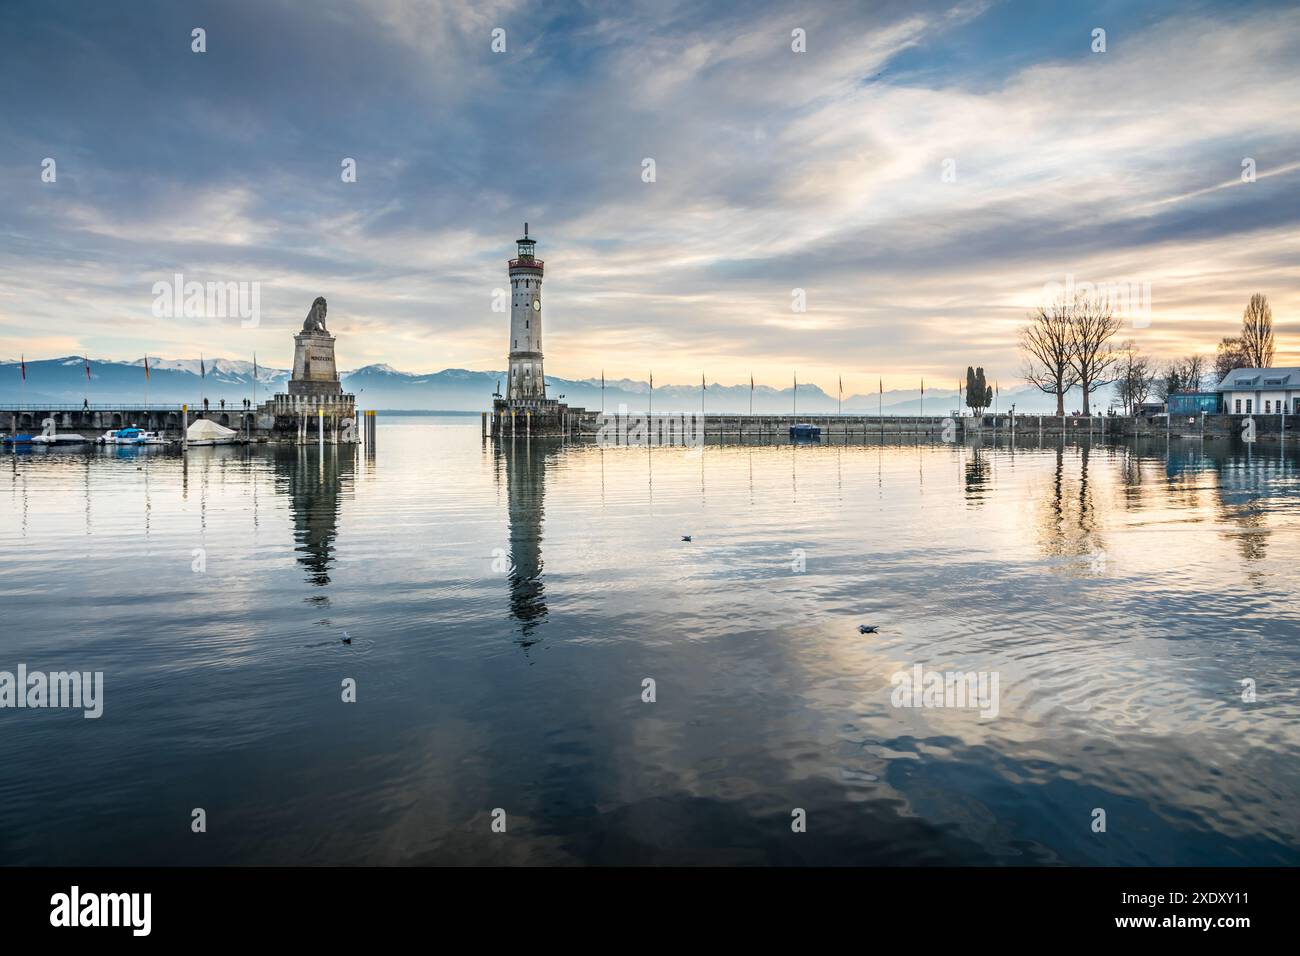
[186,418,239,444]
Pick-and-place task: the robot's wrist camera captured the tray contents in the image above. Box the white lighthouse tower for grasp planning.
[507,223,546,403]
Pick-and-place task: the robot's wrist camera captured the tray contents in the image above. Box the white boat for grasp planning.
[100,426,168,445]
[186,418,240,446]
[31,418,89,445]
[31,433,89,445]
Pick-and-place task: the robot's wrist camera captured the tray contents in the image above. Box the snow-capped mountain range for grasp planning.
[0,356,1117,413]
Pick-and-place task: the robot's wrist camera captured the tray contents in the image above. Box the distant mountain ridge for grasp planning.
[0,356,1117,413]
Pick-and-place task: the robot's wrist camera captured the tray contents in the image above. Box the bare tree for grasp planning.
[1240,293,1275,368]
[1067,292,1122,415]
[1114,340,1154,414]
[1020,299,1080,416]
[1181,354,1207,392]
[1154,361,1182,402]
[1214,335,1246,384]
[1155,356,1206,401]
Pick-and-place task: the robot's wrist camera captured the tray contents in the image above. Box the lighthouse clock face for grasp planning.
[532,298,541,311]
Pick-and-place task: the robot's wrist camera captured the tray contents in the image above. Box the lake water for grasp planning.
[1,416,1297,865]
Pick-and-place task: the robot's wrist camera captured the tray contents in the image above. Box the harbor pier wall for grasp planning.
[488,411,1299,443]
[2,401,369,444]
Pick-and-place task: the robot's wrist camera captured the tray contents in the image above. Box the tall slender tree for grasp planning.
[1020,299,1080,415]
[965,366,993,416]
[1239,293,1275,368]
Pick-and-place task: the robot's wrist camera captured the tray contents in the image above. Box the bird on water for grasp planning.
[342,631,352,644]
[681,535,692,542]
[858,625,879,634]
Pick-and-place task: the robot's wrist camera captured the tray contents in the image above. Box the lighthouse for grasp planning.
[507,223,545,402]
[490,225,592,438]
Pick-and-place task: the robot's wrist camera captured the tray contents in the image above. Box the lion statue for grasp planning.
[302,296,328,332]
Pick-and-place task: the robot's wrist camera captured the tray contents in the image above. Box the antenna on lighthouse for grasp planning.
[524,222,529,238]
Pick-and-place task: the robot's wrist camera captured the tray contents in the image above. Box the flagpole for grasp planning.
[749,374,753,417]
[838,376,842,417]
[793,371,797,418]
[701,372,705,417]
[648,371,653,418]
[601,370,605,414]
[920,378,924,419]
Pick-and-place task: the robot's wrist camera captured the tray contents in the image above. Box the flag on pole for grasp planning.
[144,355,150,382]
[200,355,206,379]
[20,354,26,381]
[84,356,91,381]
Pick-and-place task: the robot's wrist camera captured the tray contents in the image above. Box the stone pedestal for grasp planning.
[289,331,342,398]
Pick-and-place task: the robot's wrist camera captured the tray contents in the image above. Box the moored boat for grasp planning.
[790,422,821,440]
[31,418,88,444]
[31,432,90,445]
[186,418,240,446]
[100,426,167,445]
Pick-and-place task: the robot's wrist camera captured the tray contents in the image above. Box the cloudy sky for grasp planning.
[1,0,1297,390]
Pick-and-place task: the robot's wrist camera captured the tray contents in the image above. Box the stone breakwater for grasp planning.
[485,411,1297,443]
